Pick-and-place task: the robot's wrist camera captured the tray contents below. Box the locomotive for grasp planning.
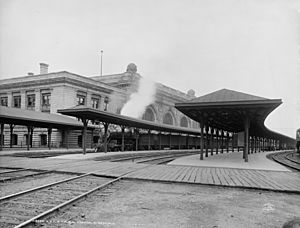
[296,128,300,153]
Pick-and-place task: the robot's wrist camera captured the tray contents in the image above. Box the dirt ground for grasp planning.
[37,180,300,228]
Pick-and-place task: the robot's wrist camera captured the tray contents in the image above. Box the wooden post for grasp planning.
[205,126,209,157]
[47,128,52,150]
[232,132,234,152]
[9,124,14,148]
[82,118,88,155]
[226,132,229,153]
[221,130,224,153]
[148,130,151,150]
[200,119,204,160]
[0,123,4,151]
[135,128,139,151]
[216,129,219,155]
[210,128,214,156]
[121,126,125,152]
[103,123,109,153]
[27,126,31,151]
[159,132,162,150]
[91,129,94,149]
[186,134,189,149]
[244,116,250,162]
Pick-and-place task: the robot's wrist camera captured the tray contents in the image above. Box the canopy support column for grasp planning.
[221,130,224,153]
[9,124,14,148]
[216,129,219,155]
[210,128,214,156]
[226,132,229,153]
[82,118,88,155]
[103,123,109,153]
[199,119,204,160]
[148,130,151,150]
[26,126,31,151]
[47,128,52,150]
[0,124,4,151]
[244,116,250,162]
[135,128,139,151]
[159,132,162,150]
[121,126,125,152]
[205,126,209,157]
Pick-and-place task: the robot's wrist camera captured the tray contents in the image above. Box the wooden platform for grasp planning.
[1,156,299,193]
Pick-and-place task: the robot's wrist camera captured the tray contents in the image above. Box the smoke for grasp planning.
[121,77,157,118]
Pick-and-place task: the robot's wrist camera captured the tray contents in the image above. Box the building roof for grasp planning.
[175,89,295,145]
[190,88,267,103]
[0,106,92,130]
[58,106,202,136]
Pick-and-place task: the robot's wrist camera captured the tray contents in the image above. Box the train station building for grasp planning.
[0,63,200,150]
[0,63,295,158]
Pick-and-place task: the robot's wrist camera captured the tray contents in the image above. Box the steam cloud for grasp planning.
[121,77,156,118]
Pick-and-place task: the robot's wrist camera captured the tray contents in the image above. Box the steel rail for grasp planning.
[0,168,29,174]
[136,152,197,163]
[0,170,53,182]
[112,151,198,162]
[268,151,300,171]
[0,173,90,202]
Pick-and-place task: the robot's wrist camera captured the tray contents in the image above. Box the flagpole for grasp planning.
[100,50,103,76]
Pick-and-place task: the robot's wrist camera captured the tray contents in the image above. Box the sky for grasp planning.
[0,0,299,138]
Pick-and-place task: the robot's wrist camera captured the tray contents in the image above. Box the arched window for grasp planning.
[180,117,188,127]
[163,112,173,125]
[142,108,155,122]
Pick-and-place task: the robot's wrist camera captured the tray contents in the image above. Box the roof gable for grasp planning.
[190,89,268,103]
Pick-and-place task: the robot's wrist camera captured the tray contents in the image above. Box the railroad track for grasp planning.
[109,151,199,163]
[267,151,300,171]
[0,173,120,228]
[0,169,52,182]
[0,162,155,228]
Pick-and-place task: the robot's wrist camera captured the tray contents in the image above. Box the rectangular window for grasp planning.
[13,96,21,108]
[0,97,8,106]
[91,97,99,109]
[27,94,35,109]
[41,93,51,112]
[77,95,86,106]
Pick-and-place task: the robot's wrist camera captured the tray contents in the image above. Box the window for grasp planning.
[104,96,109,111]
[142,108,155,122]
[91,97,99,109]
[41,93,51,112]
[77,95,86,106]
[180,117,188,127]
[13,96,21,108]
[27,94,35,109]
[0,97,8,106]
[12,134,18,145]
[163,112,173,125]
[40,134,47,146]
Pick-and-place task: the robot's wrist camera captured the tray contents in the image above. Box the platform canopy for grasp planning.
[175,89,294,145]
[0,106,89,130]
[58,106,201,136]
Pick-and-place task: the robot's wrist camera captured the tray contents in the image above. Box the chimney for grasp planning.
[39,63,49,74]
[27,72,34,76]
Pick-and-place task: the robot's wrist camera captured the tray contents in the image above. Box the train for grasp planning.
[296,128,300,153]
